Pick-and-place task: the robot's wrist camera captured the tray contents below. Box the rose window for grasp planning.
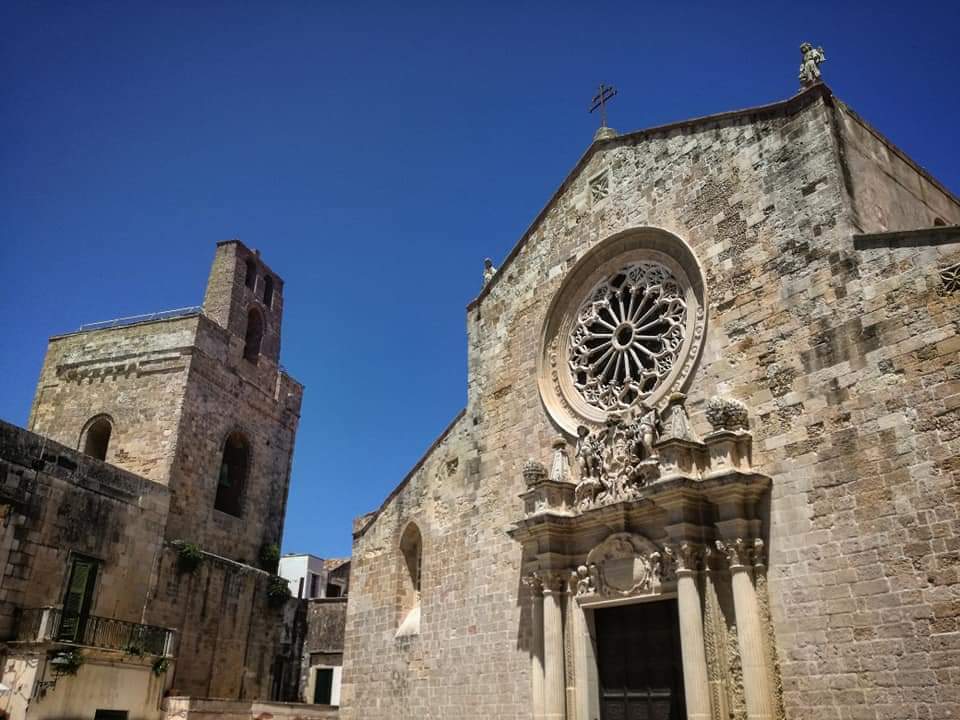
[568,262,687,411]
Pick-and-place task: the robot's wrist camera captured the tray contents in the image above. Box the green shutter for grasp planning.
[58,556,97,642]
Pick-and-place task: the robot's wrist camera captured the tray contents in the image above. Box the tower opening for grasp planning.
[82,416,113,461]
[243,308,264,362]
[215,432,249,516]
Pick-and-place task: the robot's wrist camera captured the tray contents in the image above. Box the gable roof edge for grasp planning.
[353,407,467,540]
[467,83,834,311]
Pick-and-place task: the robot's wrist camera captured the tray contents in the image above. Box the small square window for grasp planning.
[590,171,610,204]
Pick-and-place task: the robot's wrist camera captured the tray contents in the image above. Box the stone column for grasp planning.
[542,573,566,720]
[524,573,545,720]
[673,543,712,720]
[718,539,774,720]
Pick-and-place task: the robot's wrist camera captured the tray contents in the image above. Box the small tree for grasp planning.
[176,542,204,573]
[258,543,281,573]
[266,575,292,608]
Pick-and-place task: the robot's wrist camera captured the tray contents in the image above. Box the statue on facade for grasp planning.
[482,258,497,285]
[575,425,603,479]
[572,405,662,509]
[798,42,826,88]
[634,402,659,460]
[574,424,606,506]
[574,564,596,596]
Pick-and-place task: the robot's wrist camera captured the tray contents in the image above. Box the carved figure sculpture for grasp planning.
[635,402,659,459]
[482,258,497,285]
[572,405,665,509]
[798,42,826,87]
[575,425,603,479]
[574,564,596,595]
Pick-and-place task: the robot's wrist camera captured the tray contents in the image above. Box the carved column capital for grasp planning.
[716,538,762,571]
[540,569,570,594]
[669,541,703,575]
[522,571,544,598]
[752,538,766,569]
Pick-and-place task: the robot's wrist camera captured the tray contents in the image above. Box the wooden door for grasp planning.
[595,600,686,720]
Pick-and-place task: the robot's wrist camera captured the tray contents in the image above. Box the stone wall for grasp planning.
[299,598,347,701]
[0,420,169,638]
[833,100,960,233]
[6,239,306,709]
[164,313,302,563]
[27,315,198,484]
[143,547,304,700]
[163,697,338,720]
[340,84,960,720]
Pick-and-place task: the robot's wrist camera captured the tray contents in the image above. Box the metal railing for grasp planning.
[79,305,202,332]
[16,607,175,657]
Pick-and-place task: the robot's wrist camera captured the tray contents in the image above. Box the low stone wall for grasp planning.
[164,697,338,720]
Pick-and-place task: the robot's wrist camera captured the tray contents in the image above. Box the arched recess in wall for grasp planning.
[243,307,265,362]
[396,521,423,637]
[215,431,250,516]
[79,414,113,461]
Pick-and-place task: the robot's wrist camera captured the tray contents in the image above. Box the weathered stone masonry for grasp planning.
[3,240,306,707]
[340,83,960,720]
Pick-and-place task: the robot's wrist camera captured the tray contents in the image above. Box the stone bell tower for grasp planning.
[202,240,284,367]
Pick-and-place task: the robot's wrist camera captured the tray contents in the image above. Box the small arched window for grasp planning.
[245,259,257,290]
[215,432,249,516]
[263,275,274,308]
[81,416,113,461]
[934,217,947,227]
[397,522,422,635]
[243,308,264,363]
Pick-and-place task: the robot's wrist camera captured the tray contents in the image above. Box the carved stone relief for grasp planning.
[573,532,668,600]
[940,261,960,292]
[573,410,660,509]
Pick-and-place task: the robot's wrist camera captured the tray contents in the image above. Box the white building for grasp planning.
[279,554,349,599]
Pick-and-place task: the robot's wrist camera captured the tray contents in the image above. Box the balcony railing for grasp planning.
[16,607,175,657]
[78,305,202,332]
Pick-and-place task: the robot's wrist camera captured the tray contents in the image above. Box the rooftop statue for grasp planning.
[799,42,826,88]
[483,258,497,286]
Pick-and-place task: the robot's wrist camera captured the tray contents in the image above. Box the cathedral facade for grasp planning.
[339,83,960,720]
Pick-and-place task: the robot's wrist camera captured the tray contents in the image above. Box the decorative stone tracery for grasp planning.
[568,262,687,412]
[537,227,707,435]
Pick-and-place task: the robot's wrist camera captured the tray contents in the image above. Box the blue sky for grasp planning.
[2,1,958,558]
